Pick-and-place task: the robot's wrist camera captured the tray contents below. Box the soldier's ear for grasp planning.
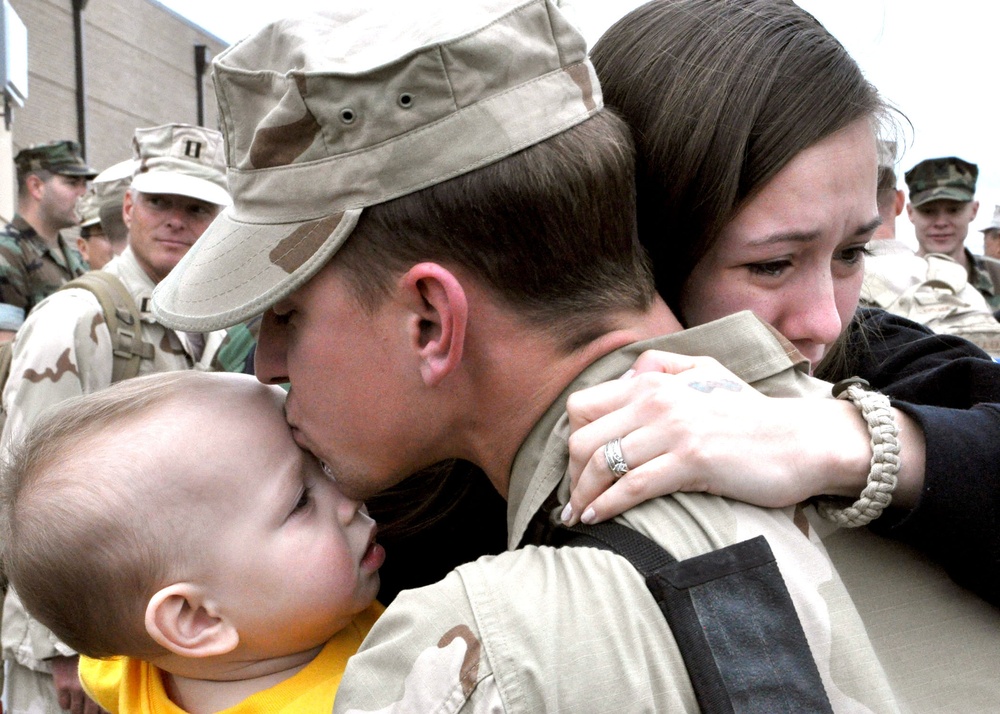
[397,262,467,388]
[25,174,46,201]
[145,583,239,658]
[971,200,980,220]
[76,236,90,263]
[122,190,135,231]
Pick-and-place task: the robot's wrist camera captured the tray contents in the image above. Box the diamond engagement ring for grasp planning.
[604,437,629,478]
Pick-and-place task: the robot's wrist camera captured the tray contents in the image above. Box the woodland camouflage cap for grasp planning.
[905,156,978,207]
[15,140,97,178]
[152,0,602,332]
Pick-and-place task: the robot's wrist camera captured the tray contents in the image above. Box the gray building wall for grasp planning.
[2,0,228,217]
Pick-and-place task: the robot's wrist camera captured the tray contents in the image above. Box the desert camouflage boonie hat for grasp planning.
[130,124,231,207]
[151,0,602,332]
[905,156,978,207]
[15,140,97,178]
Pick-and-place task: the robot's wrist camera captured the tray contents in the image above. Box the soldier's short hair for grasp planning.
[152,0,655,347]
[334,110,653,352]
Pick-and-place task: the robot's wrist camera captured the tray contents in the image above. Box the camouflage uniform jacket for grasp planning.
[0,214,88,331]
[0,246,226,672]
[336,312,905,713]
[967,248,1000,311]
[861,241,1000,357]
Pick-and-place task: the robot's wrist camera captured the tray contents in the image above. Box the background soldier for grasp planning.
[0,141,97,341]
[0,123,230,714]
[905,156,1000,311]
[73,189,118,270]
[74,159,134,270]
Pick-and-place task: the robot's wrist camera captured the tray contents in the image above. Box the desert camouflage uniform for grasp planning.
[337,314,893,713]
[336,311,1000,713]
[0,215,87,331]
[861,241,1000,357]
[0,245,225,714]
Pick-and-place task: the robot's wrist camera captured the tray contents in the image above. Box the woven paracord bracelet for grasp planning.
[816,378,900,528]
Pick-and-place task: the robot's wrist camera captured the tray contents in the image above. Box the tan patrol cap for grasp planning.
[92,159,137,240]
[981,205,1000,234]
[877,140,897,170]
[151,0,602,332]
[130,124,231,207]
[77,189,101,229]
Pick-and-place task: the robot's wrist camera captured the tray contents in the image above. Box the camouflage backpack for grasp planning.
[862,252,1000,358]
[0,271,155,422]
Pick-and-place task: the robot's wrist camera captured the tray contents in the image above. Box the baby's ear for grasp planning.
[145,584,239,658]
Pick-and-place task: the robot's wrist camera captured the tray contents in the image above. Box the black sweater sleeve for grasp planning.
[839,308,1000,606]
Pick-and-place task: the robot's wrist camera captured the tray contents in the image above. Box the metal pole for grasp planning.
[72,0,89,157]
[194,45,209,127]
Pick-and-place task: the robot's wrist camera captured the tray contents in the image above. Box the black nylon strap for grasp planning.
[562,520,677,572]
[562,521,833,714]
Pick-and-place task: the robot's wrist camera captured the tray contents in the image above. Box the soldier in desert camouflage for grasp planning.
[150,2,911,711]
[74,160,133,270]
[980,204,1000,261]
[0,123,230,714]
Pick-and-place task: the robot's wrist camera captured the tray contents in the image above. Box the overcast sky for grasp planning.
[156,0,999,252]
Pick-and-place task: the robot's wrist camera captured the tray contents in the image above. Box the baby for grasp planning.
[0,371,385,713]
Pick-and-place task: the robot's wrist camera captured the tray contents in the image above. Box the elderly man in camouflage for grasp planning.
[148,3,921,711]
[906,156,1000,314]
[0,123,230,714]
[0,141,96,341]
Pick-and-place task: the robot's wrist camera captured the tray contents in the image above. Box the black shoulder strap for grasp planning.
[562,521,834,714]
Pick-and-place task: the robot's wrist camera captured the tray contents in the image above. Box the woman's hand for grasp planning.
[562,350,874,525]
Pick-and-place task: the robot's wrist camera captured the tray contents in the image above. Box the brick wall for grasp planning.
[2,0,227,213]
